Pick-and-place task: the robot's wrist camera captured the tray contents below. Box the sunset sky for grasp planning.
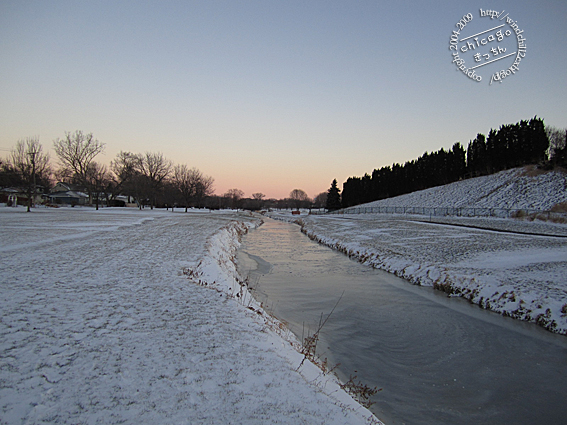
[1,0,566,199]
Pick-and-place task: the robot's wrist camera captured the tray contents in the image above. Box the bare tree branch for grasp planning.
[10,137,51,211]
[136,152,172,209]
[53,131,105,203]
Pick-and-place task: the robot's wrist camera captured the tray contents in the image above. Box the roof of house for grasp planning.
[0,187,21,194]
[51,182,87,193]
[48,191,89,199]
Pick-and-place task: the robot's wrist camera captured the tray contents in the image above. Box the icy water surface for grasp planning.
[237,218,567,425]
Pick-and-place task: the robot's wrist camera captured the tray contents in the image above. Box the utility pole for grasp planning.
[27,149,37,212]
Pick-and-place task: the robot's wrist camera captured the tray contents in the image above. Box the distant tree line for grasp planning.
[1,130,215,210]
[217,188,326,211]
[1,130,329,212]
[341,117,565,208]
[7,118,563,212]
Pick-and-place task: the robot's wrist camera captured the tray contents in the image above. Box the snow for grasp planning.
[357,167,567,212]
[2,166,565,424]
[0,207,380,425]
[270,167,567,334]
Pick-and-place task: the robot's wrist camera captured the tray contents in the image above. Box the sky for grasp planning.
[1,0,566,200]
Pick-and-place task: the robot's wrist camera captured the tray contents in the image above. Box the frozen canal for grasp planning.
[237,218,567,425]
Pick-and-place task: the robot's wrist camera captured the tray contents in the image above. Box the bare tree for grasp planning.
[85,162,112,210]
[252,192,265,210]
[172,165,213,212]
[162,180,178,211]
[546,126,567,165]
[130,173,152,209]
[223,188,244,210]
[137,152,172,209]
[289,188,310,210]
[313,192,327,209]
[53,130,105,204]
[10,137,51,212]
[0,159,19,188]
[194,174,214,208]
[110,151,141,203]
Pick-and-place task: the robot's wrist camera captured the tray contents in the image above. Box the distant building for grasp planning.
[1,186,45,206]
[48,182,89,205]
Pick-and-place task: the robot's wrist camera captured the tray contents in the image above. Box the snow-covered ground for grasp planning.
[270,167,567,335]
[2,167,564,424]
[0,207,380,425]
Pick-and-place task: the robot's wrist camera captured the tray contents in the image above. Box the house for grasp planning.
[48,182,89,205]
[1,187,21,206]
[1,186,45,206]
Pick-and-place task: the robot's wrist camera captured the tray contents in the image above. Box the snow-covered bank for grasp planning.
[267,167,567,334]
[268,212,567,335]
[356,166,567,212]
[0,207,380,424]
[183,214,382,421]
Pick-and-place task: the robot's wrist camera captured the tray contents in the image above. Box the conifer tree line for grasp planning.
[341,117,565,208]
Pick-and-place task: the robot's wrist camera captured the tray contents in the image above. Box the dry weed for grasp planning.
[340,375,381,408]
[551,202,567,213]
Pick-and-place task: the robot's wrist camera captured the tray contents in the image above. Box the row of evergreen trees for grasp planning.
[341,117,550,208]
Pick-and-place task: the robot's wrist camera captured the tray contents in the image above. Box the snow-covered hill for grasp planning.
[351,166,567,213]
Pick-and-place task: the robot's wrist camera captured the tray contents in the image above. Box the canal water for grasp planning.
[236,218,567,425]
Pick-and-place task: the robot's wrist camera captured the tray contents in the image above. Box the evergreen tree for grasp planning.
[466,133,487,176]
[526,117,549,164]
[340,117,549,209]
[341,177,359,208]
[326,179,341,211]
[448,142,466,182]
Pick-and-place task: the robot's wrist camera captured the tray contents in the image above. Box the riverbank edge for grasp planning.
[282,214,566,336]
[184,213,384,425]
